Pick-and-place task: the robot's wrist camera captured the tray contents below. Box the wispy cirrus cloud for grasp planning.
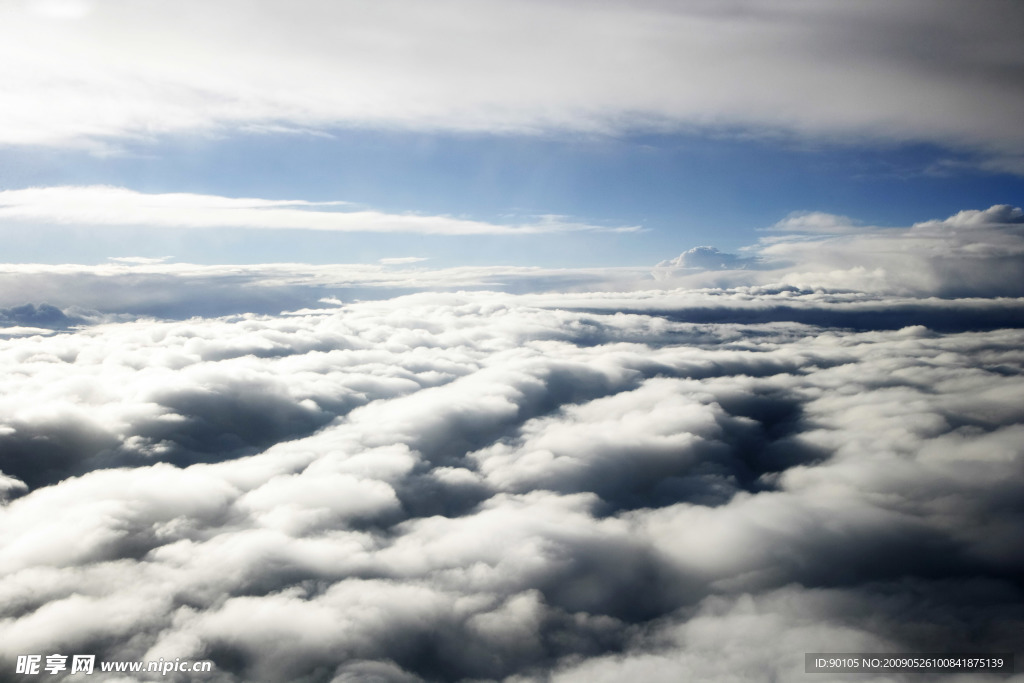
[0,186,638,235]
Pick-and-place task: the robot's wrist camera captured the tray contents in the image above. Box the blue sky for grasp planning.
[1,0,1022,268]
[7,129,1024,267]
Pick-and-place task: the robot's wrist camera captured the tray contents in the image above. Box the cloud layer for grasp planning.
[2,0,1023,166]
[0,201,1019,316]
[0,281,1021,681]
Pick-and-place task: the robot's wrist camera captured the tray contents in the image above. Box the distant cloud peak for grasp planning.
[653,205,1024,297]
[914,204,1024,230]
[769,211,861,234]
[656,246,759,273]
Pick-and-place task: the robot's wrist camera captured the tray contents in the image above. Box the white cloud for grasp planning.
[0,0,1022,165]
[0,186,635,235]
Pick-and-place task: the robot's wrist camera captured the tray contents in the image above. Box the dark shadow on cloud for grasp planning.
[0,417,118,490]
[630,353,854,381]
[381,365,652,518]
[782,521,1015,592]
[392,471,493,520]
[191,572,641,682]
[850,578,1024,656]
[156,384,329,449]
[390,354,840,517]
[714,389,829,490]
[575,301,1024,332]
[480,387,827,514]
[394,376,833,521]
[400,364,643,473]
[534,538,695,623]
[0,382,347,490]
[203,599,630,683]
[127,383,338,469]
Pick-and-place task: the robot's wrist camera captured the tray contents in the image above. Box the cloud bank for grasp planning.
[0,283,1021,681]
[2,0,1023,167]
[654,204,1024,297]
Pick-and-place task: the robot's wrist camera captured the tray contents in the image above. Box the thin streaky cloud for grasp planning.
[107,256,174,265]
[379,257,430,265]
[0,186,637,235]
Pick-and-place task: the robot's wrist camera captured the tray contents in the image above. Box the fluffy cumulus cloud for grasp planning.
[1,0,1023,168]
[0,265,1022,681]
